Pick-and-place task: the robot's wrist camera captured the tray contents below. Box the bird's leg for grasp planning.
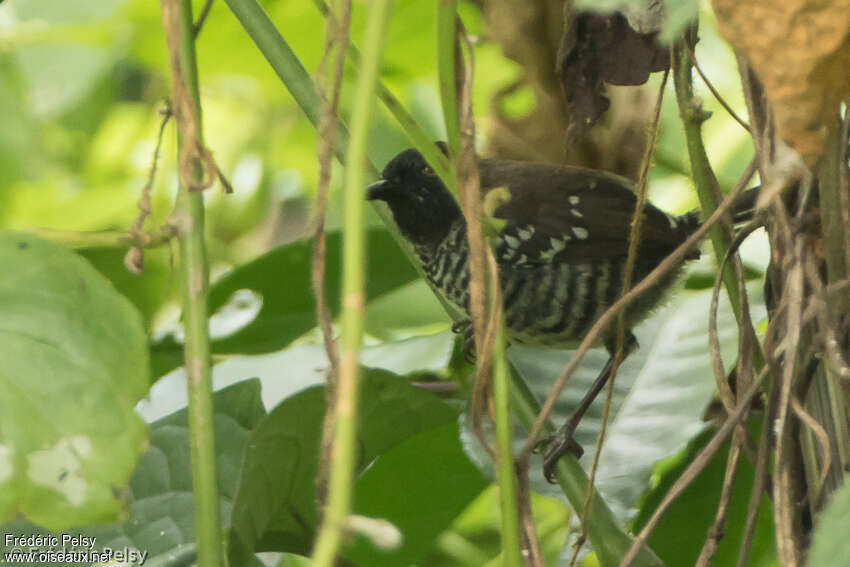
[541,332,638,482]
[451,319,477,362]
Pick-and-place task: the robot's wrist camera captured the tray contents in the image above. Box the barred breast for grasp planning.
[416,221,685,349]
[416,223,623,348]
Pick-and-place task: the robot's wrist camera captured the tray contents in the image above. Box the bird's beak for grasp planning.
[366,179,389,201]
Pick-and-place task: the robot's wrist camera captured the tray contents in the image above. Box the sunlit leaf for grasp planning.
[0,232,149,530]
[0,379,265,565]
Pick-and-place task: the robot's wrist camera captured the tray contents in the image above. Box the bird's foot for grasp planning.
[538,425,584,483]
[451,319,476,363]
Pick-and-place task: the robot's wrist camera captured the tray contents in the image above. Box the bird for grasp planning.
[366,143,755,481]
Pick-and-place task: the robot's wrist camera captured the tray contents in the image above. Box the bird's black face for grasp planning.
[367,147,462,246]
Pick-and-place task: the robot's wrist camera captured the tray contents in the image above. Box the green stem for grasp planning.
[436,0,460,157]
[437,4,519,560]
[671,41,742,316]
[310,1,394,566]
[492,325,521,566]
[672,41,765,377]
[222,0,445,301]
[162,0,221,565]
[221,2,659,563]
[509,370,662,567]
[310,0,453,188]
[24,226,176,249]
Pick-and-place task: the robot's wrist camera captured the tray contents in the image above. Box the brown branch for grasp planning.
[735,378,777,567]
[312,0,350,376]
[313,0,351,504]
[769,200,806,567]
[696,162,760,567]
[124,101,175,274]
[738,57,814,562]
[711,165,757,402]
[455,19,499,466]
[193,0,214,37]
[455,22,528,562]
[804,258,850,380]
[162,0,229,195]
[684,42,750,133]
[570,69,669,567]
[516,461,545,567]
[694,429,744,567]
[838,99,850,275]
[791,395,832,510]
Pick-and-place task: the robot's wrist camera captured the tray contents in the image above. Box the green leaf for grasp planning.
[13,0,127,24]
[276,554,314,567]
[150,229,419,377]
[79,247,173,330]
[658,0,699,43]
[228,369,460,563]
[0,520,89,567]
[809,474,850,567]
[502,283,765,518]
[632,420,776,567]
[82,379,266,564]
[419,487,570,567]
[344,423,489,566]
[365,280,451,339]
[593,284,765,511]
[16,44,115,117]
[360,331,454,375]
[0,232,149,530]
[0,379,264,565]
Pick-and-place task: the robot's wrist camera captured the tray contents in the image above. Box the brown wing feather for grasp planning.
[479,158,694,264]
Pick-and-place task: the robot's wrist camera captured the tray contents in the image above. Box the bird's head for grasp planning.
[367,144,462,246]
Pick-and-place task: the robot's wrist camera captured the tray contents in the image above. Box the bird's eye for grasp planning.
[422,166,435,176]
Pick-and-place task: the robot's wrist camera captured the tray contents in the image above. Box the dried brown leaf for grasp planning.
[712,0,850,166]
[558,11,668,139]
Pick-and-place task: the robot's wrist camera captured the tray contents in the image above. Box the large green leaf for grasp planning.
[0,232,149,530]
[140,331,455,426]
[344,423,489,567]
[84,379,266,565]
[150,229,419,377]
[0,379,265,566]
[593,284,766,513]
[365,280,451,340]
[492,283,766,519]
[79,247,173,330]
[227,369,462,563]
[810,475,850,567]
[632,421,776,567]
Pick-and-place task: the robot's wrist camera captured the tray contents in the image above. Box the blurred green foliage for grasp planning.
[0,0,779,564]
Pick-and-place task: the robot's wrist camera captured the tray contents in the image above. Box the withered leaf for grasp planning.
[558,11,668,139]
[713,0,850,166]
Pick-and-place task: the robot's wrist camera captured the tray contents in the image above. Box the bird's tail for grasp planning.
[731,186,760,226]
[678,185,761,233]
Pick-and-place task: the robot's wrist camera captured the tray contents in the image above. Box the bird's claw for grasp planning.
[539,428,584,483]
